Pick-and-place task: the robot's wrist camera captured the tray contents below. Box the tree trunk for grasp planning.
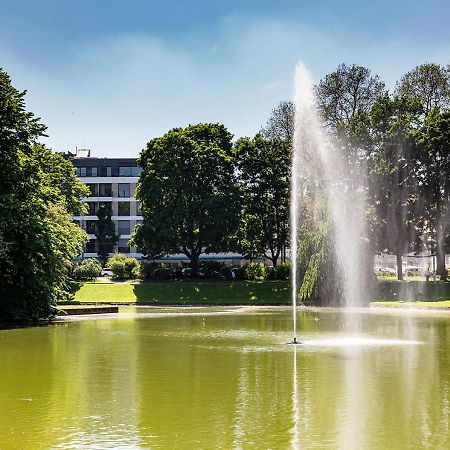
[271,257,278,267]
[436,223,447,281]
[190,255,199,278]
[396,252,403,281]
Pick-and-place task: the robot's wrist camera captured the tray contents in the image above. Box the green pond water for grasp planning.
[1,306,450,449]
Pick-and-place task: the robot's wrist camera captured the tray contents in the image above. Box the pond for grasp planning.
[1,306,449,449]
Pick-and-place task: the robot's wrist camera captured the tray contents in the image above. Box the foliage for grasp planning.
[95,204,119,263]
[266,261,290,280]
[73,258,102,280]
[414,109,450,279]
[365,95,423,280]
[134,261,160,279]
[152,267,175,280]
[235,135,290,265]
[315,63,385,129]
[108,253,139,279]
[260,101,294,144]
[396,63,450,113]
[0,68,88,321]
[132,123,240,274]
[244,262,267,281]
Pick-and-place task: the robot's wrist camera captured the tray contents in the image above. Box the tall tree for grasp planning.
[95,205,119,263]
[235,135,290,266]
[315,63,385,129]
[260,101,294,145]
[415,109,450,280]
[0,68,87,321]
[396,63,450,114]
[367,94,423,280]
[132,123,240,274]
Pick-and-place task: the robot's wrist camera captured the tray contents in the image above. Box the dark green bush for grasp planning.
[72,258,102,280]
[153,267,174,280]
[134,261,159,279]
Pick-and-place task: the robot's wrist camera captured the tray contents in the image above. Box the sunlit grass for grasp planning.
[372,300,450,309]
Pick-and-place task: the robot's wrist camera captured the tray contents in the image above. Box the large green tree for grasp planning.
[366,95,423,280]
[415,109,450,280]
[235,135,290,266]
[315,63,385,129]
[0,68,88,321]
[132,123,240,273]
[396,63,450,114]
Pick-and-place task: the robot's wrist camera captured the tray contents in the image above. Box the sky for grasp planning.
[1,0,450,157]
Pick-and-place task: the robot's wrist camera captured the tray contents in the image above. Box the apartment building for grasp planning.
[70,149,143,258]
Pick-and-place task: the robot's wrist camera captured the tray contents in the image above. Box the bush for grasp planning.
[153,267,174,280]
[134,261,159,279]
[199,261,228,279]
[244,262,266,281]
[72,258,102,280]
[108,254,139,279]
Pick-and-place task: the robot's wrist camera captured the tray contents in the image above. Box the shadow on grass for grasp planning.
[132,280,290,305]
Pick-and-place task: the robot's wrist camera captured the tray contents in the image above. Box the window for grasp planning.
[76,167,97,177]
[106,166,112,177]
[136,202,142,216]
[118,220,130,235]
[99,183,112,197]
[85,220,97,234]
[119,166,142,177]
[85,239,96,253]
[86,184,98,196]
[118,183,130,197]
[87,202,97,215]
[118,202,130,216]
[118,239,130,253]
[99,201,112,212]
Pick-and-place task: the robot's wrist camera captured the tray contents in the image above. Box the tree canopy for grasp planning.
[0,68,87,321]
[132,123,240,272]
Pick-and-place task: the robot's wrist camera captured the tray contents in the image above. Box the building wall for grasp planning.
[71,155,143,259]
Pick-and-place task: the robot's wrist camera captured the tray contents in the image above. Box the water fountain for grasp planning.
[290,63,369,343]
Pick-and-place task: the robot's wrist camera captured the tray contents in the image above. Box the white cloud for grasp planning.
[1,14,450,158]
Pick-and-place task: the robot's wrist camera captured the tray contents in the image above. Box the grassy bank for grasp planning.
[68,278,450,307]
[372,301,450,310]
[71,280,290,305]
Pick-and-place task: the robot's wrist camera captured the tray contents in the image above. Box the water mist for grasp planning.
[290,63,369,341]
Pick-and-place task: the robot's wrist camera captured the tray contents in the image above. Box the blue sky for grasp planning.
[1,0,449,157]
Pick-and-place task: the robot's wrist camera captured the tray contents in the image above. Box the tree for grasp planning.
[415,109,450,280]
[235,135,290,266]
[260,101,294,145]
[396,63,450,114]
[0,68,87,321]
[315,63,385,129]
[367,94,423,280]
[95,204,119,263]
[132,123,240,274]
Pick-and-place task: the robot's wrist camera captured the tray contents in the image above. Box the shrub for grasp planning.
[134,261,159,279]
[108,254,139,279]
[244,262,266,281]
[153,267,174,280]
[72,258,102,280]
[199,261,227,279]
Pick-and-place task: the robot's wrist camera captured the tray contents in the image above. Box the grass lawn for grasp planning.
[72,280,290,305]
[371,300,450,309]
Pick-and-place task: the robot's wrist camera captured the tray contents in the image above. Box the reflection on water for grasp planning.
[0,308,450,449]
